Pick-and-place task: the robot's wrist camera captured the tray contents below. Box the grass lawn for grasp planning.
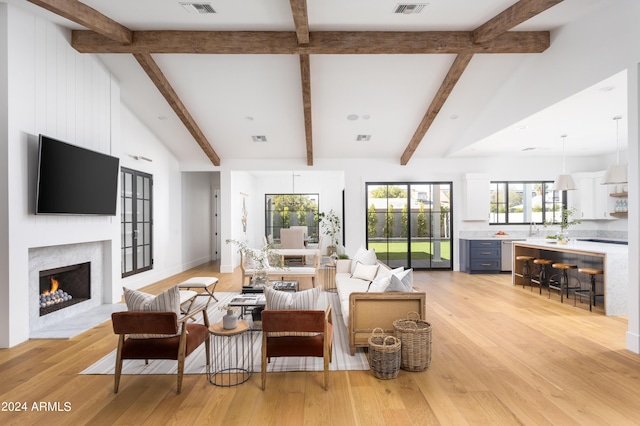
[368,241,451,261]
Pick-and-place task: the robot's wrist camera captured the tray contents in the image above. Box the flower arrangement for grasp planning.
[544,206,580,244]
[218,304,239,313]
[226,238,283,269]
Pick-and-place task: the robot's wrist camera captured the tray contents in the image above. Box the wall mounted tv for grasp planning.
[36,135,120,216]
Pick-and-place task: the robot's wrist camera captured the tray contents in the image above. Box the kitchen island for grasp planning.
[512,240,628,316]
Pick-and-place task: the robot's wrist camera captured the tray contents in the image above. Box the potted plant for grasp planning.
[319,209,341,255]
[545,206,580,244]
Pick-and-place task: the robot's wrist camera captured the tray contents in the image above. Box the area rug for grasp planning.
[80,291,369,375]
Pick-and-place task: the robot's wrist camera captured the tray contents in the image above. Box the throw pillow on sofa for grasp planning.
[351,262,379,281]
[369,266,404,292]
[385,269,413,292]
[123,286,182,338]
[350,246,378,274]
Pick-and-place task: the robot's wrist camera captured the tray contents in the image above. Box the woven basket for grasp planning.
[368,328,401,380]
[393,312,432,372]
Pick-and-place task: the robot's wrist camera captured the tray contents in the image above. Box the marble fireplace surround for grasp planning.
[29,241,109,334]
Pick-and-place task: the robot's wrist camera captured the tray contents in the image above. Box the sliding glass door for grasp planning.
[366,182,452,270]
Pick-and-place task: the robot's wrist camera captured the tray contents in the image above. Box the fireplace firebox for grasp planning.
[39,262,91,316]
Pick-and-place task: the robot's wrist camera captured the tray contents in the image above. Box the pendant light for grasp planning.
[553,134,576,191]
[601,115,627,185]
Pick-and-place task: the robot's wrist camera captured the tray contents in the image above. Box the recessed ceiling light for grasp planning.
[356,135,371,141]
[245,116,254,121]
[347,114,359,121]
[450,114,458,120]
[252,135,267,142]
[522,147,536,151]
[518,125,527,130]
[158,115,168,121]
[599,86,614,92]
[362,115,370,120]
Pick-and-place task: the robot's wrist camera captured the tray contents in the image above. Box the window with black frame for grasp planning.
[489,181,565,225]
[121,168,153,277]
[265,194,319,244]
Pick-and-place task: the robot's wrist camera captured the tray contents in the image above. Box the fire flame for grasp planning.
[47,277,59,295]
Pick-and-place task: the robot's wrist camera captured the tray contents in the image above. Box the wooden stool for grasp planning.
[532,259,553,295]
[576,268,604,312]
[515,256,535,289]
[550,263,579,303]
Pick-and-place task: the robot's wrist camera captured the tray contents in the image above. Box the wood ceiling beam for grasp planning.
[133,54,221,166]
[299,54,313,166]
[289,0,310,45]
[71,30,550,55]
[473,0,563,43]
[400,53,474,165]
[28,0,223,166]
[289,2,313,165]
[27,0,132,44]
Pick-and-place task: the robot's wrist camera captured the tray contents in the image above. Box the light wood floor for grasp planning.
[1,263,639,425]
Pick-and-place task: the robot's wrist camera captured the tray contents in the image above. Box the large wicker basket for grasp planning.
[393,312,432,372]
[368,328,401,380]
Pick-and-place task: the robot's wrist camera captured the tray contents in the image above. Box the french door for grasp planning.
[365,182,453,270]
[121,168,153,277]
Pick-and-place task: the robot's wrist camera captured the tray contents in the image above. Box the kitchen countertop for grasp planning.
[459,236,527,241]
[520,239,628,254]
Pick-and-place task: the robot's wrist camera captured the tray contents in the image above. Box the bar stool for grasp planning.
[532,259,553,295]
[550,263,579,303]
[576,268,604,312]
[515,256,535,289]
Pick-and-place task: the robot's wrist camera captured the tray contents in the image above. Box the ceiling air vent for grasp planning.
[393,3,428,14]
[180,2,216,14]
[252,135,267,143]
[356,135,371,142]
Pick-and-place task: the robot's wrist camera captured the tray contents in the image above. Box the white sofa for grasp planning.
[335,258,426,355]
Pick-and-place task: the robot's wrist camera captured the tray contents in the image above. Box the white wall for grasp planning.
[0,5,210,347]
[118,105,185,292]
[0,3,11,349]
[1,5,120,347]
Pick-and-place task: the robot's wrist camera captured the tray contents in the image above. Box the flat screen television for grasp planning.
[36,135,120,216]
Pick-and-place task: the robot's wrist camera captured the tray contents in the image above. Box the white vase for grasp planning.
[222,309,238,329]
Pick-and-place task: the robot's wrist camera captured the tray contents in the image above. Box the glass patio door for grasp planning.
[366,182,452,270]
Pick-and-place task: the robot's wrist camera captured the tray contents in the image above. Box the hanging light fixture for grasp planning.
[553,134,576,191]
[601,115,627,185]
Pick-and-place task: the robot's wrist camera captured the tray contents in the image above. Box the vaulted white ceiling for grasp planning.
[14,0,626,169]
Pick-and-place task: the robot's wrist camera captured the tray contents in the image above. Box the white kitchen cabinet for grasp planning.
[569,171,614,220]
[463,173,489,221]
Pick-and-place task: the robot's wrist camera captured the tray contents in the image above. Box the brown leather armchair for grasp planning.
[111,305,210,394]
[261,306,333,390]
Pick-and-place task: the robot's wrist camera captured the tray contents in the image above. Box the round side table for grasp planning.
[324,263,337,293]
[208,320,253,386]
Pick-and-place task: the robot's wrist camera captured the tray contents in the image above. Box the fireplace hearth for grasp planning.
[39,262,91,316]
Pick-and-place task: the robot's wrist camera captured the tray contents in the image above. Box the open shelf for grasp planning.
[610,192,628,197]
[610,212,628,217]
